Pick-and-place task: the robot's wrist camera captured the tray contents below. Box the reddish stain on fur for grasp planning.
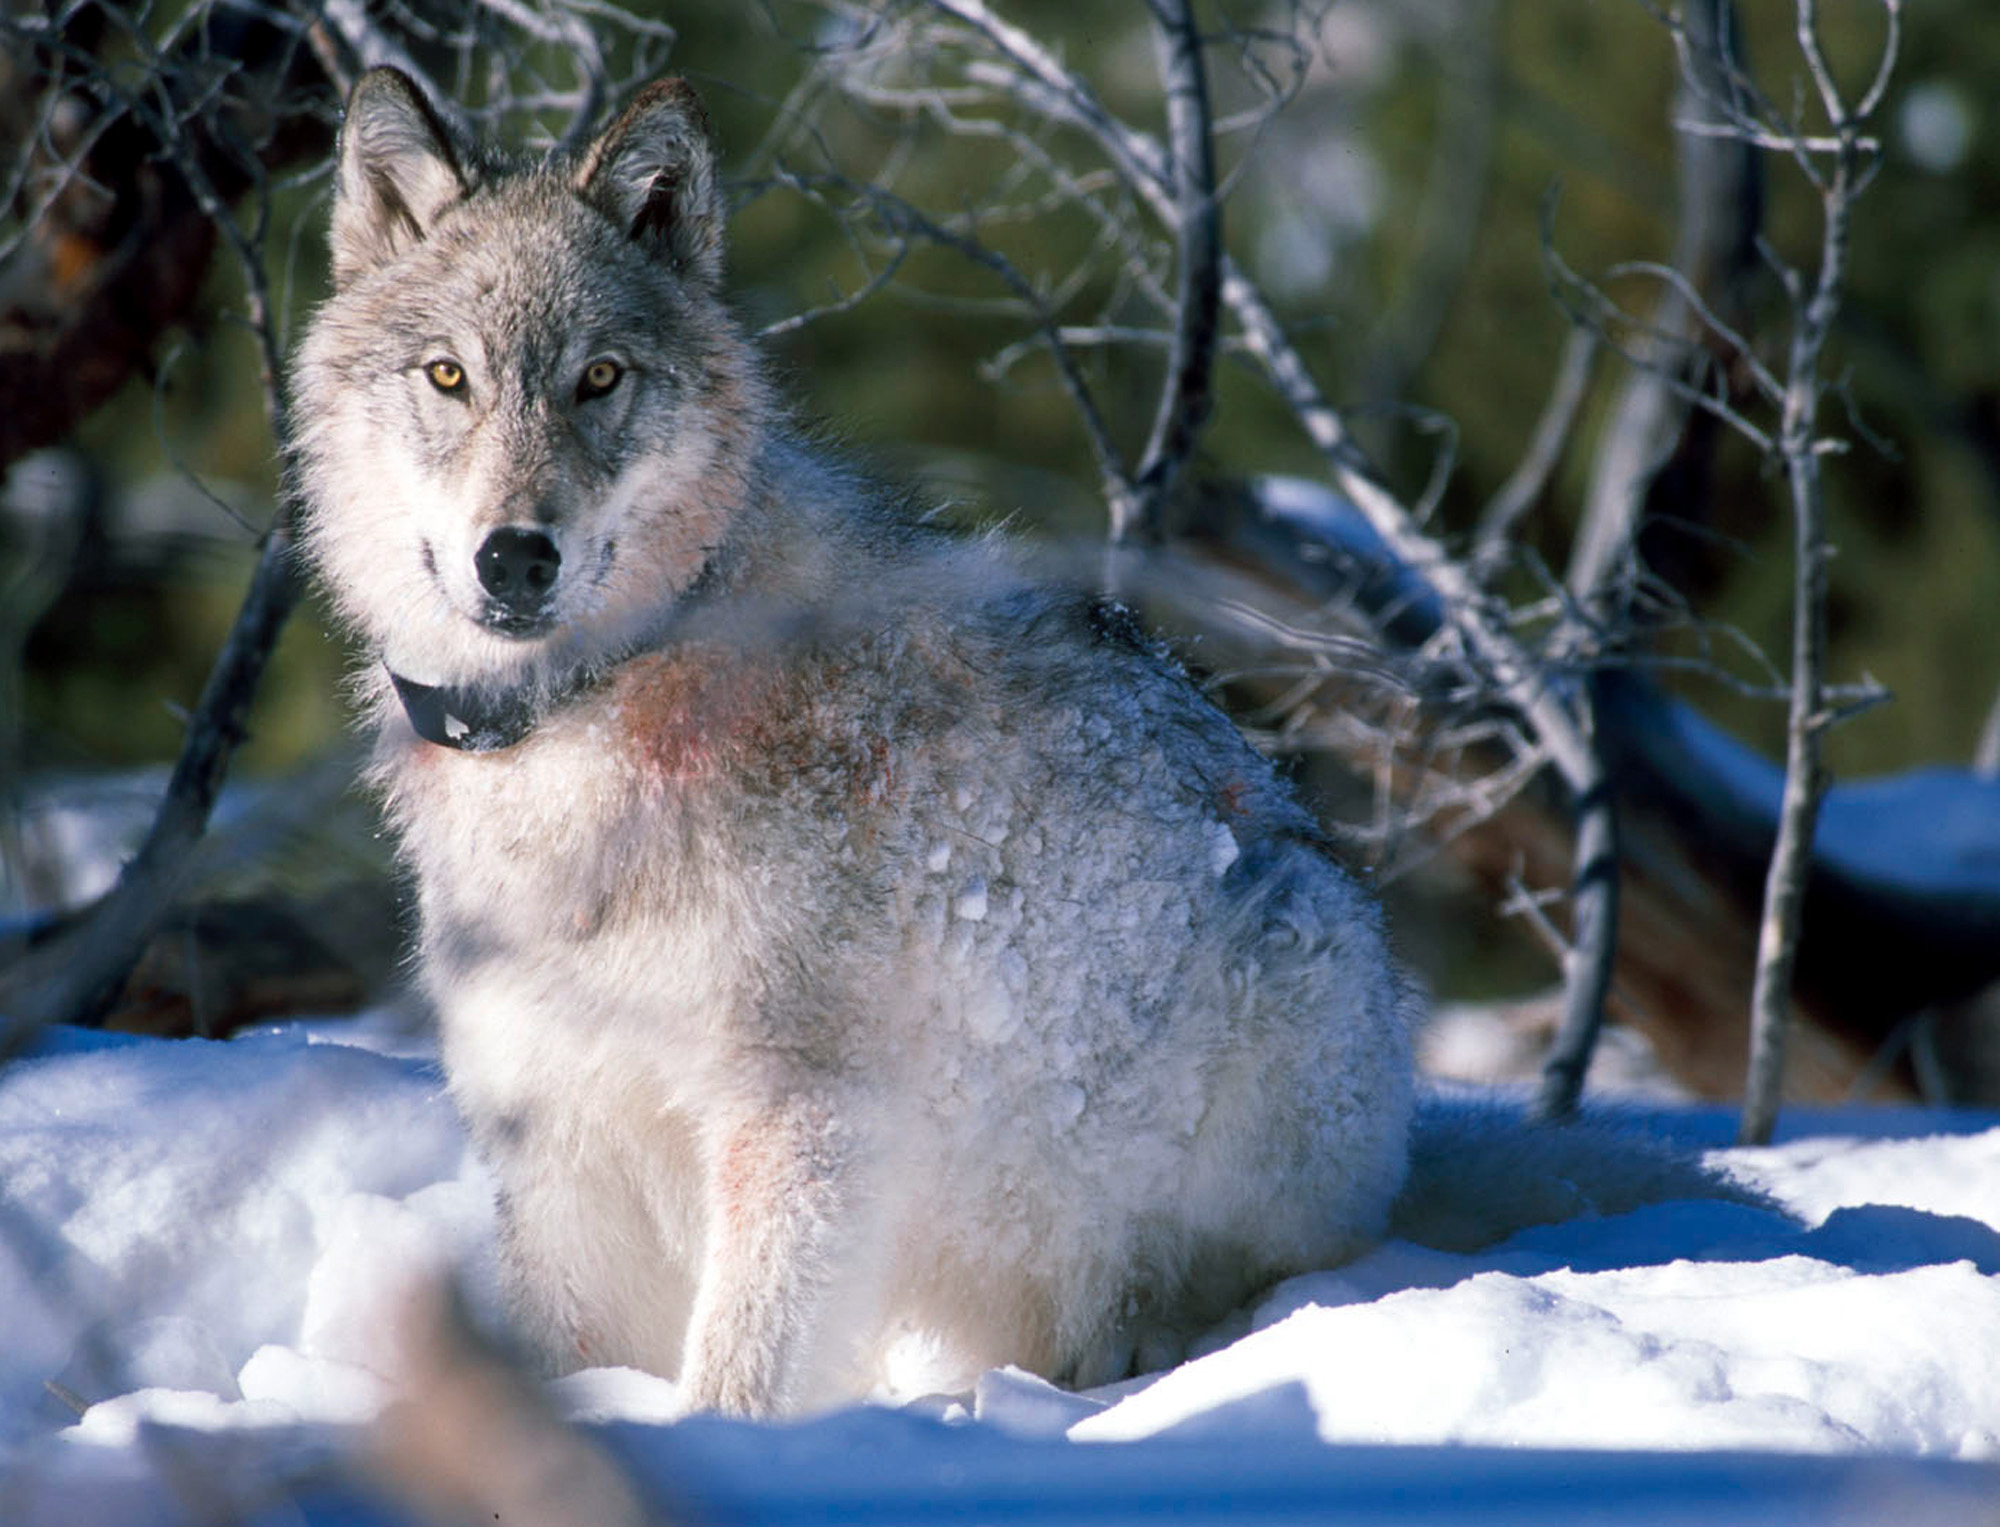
[714,1127,782,1237]
[616,641,905,814]
[862,734,896,805]
[713,1106,842,1239]
[615,646,774,784]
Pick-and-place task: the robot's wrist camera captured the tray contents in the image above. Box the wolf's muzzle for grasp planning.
[476,527,561,633]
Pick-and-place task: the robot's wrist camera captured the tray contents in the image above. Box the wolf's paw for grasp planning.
[1062,1315,1196,1390]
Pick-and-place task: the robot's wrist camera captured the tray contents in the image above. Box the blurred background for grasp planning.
[4,0,1997,1101]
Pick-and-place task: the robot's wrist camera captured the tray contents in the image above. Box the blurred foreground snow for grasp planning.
[1,1015,1997,1523]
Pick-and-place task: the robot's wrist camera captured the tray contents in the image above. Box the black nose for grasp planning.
[475,528,561,614]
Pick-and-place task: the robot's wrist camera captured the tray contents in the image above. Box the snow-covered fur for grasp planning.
[292,70,1735,1417]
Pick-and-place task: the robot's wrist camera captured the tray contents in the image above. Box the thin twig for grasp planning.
[1475,327,1599,579]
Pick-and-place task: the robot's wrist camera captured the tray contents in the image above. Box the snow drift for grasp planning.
[2,1015,1997,1523]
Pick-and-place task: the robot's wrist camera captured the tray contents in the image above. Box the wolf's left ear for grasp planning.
[332,68,469,288]
[577,79,723,285]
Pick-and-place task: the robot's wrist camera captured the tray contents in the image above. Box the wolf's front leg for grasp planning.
[678,1094,880,1416]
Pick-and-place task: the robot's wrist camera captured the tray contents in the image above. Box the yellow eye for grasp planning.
[425,358,466,393]
[579,359,623,401]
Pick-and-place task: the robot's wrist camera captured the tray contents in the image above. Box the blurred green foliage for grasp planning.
[12,0,1998,795]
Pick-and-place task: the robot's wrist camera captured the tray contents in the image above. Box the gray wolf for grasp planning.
[293,68,1740,1416]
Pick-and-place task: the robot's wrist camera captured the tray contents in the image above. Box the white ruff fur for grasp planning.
[294,69,1747,1418]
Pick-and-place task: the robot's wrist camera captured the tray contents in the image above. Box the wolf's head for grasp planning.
[292,69,765,708]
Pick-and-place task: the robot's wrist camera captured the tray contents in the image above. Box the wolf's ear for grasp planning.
[331,68,469,289]
[576,79,723,285]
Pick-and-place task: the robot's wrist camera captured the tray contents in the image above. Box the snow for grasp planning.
[3,1016,1999,1523]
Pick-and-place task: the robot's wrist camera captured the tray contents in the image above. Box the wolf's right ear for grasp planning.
[330,68,469,289]
[576,79,723,286]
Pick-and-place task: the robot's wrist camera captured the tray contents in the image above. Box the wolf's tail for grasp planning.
[1388,1089,1772,1253]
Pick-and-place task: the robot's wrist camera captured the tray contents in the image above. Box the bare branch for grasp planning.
[1740,0,1898,1146]
[1475,326,1599,579]
[1569,0,1763,610]
[1975,687,2000,781]
[1545,237,1775,456]
[1533,760,1622,1118]
[2,523,303,1058]
[1602,259,1782,403]
[1851,0,1905,122]
[1118,0,1223,549]
[778,165,1138,515]
[1673,118,1875,157]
